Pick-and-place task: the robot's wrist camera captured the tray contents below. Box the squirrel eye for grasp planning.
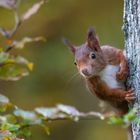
[74,62,77,65]
[91,53,96,59]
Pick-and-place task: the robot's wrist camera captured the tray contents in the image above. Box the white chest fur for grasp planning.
[99,65,125,89]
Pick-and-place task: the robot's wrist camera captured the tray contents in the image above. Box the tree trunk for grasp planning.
[123,0,140,139]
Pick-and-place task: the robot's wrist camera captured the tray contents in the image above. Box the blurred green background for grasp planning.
[0,0,127,140]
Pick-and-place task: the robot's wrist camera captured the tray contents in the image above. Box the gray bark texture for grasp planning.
[123,0,140,140]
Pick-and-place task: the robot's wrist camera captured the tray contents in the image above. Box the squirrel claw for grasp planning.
[127,88,134,93]
[125,89,136,102]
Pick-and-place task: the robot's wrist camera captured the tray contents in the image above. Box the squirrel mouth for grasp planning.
[80,72,94,78]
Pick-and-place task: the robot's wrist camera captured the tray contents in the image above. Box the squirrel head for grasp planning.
[63,27,107,78]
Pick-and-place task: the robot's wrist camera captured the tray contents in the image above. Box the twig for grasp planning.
[45,111,115,122]
[9,9,21,38]
[0,28,10,38]
[4,10,21,52]
[0,10,21,40]
[79,111,105,120]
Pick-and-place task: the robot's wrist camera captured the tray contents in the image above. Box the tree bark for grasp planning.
[123,0,140,139]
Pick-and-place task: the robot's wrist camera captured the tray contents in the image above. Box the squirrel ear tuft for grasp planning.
[88,27,96,39]
[62,38,76,54]
[87,27,100,51]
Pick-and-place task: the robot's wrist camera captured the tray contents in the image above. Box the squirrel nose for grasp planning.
[81,69,90,76]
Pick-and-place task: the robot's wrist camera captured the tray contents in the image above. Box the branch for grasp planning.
[0,0,48,52]
[0,94,136,139]
[0,9,21,39]
[46,111,108,122]
[9,9,21,38]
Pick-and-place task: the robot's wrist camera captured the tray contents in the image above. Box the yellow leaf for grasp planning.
[6,59,15,64]
[27,63,34,71]
[4,137,10,140]
[6,39,13,45]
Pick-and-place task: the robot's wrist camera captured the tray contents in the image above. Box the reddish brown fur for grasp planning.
[86,76,128,114]
[102,46,128,80]
[64,28,134,116]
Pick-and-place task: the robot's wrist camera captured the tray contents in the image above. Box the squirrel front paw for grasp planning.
[116,71,127,81]
[125,89,136,103]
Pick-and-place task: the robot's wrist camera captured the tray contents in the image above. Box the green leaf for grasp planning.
[1,123,20,132]
[6,115,17,124]
[0,94,9,105]
[133,117,140,124]
[14,109,36,120]
[17,127,31,138]
[35,107,59,119]
[15,56,33,71]
[14,109,41,125]
[57,104,80,120]
[57,104,80,116]
[0,64,29,81]
[35,105,81,121]
[0,52,34,80]
[0,95,13,112]
[42,124,50,135]
[0,52,9,64]
[108,116,124,125]
[123,108,136,123]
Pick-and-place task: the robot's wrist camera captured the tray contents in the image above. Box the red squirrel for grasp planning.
[63,28,135,115]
